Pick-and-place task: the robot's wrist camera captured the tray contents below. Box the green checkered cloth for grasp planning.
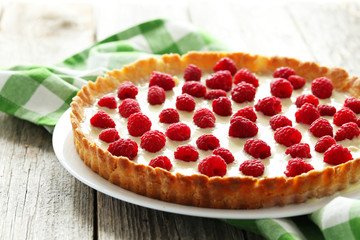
[1,19,359,240]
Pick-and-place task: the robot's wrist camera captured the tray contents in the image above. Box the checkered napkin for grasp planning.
[1,19,359,240]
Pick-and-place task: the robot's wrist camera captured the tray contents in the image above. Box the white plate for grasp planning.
[53,108,360,219]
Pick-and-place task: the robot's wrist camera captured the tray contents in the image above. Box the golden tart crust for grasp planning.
[70,52,360,209]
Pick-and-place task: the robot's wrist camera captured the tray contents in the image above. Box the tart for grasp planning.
[70,52,360,209]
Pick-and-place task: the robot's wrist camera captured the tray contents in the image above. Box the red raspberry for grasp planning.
[318,104,336,116]
[99,128,120,143]
[274,126,302,147]
[147,86,166,105]
[90,110,116,128]
[204,89,227,100]
[196,134,220,151]
[229,116,258,138]
[213,57,237,75]
[295,103,320,125]
[176,93,196,112]
[159,108,180,124]
[255,96,282,116]
[324,144,353,165]
[288,75,306,89]
[285,143,312,158]
[334,122,360,141]
[212,97,232,116]
[174,145,199,162]
[273,67,296,79]
[193,108,216,128]
[269,115,292,130]
[244,139,271,159]
[231,106,257,123]
[117,81,138,100]
[166,123,191,141]
[358,117,360,128]
[315,136,336,153]
[149,71,175,91]
[239,159,265,177]
[198,155,227,177]
[295,94,319,108]
[309,118,333,138]
[140,130,166,153]
[98,95,117,109]
[333,107,357,126]
[231,82,256,103]
[184,64,202,82]
[118,99,141,118]
[284,158,314,177]
[234,68,259,87]
[270,78,293,98]
[127,112,152,137]
[311,77,333,99]
[182,81,206,98]
[344,97,360,114]
[206,70,233,92]
[149,156,172,171]
[107,138,138,160]
[212,147,234,164]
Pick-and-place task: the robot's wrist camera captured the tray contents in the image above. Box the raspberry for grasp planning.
[318,104,336,116]
[270,78,293,98]
[184,64,202,82]
[174,145,199,162]
[234,68,259,87]
[344,97,360,114]
[213,57,237,75]
[273,67,296,79]
[196,134,220,151]
[176,93,196,112]
[269,115,292,130]
[309,118,333,138]
[117,81,138,100]
[213,147,234,164]
[285,143,312,158]
[315,136,336,153]
[99,128,120,143]
[182,81,206,98]
[212,97,232,116]
[333,107,357,126]
[287,75,306,89]
[229,116,258,138]
[193,108,216,128]
[147,86,166,105]
[295,103,320,125]
[284,158,314,177]
[324,144,353,165]
[255,96,282,116]
[107,138,138,160]
[166,123,191,141]
[98,95,117,109]
[159,108,180,124]
[149,71,175,91]
[127,112,152,137]
[231,106,257,123]
[239,159,265,177]
[204,89,227,100]
[295,94,319,108]
[274,126,302,147]
[334,122,360,141]
[140,130,166,153]
[231,82,256,103]
[198,155,227,177]
[90,110,116,128]
[311,77,333,99]
[149,156,172,171]
[244,139,271,159]
[118,99,141,118]
[206,70,233,92]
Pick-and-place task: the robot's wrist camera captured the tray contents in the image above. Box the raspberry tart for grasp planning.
[70,52,360,209]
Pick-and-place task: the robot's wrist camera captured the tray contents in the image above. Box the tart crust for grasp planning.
[70,52,360,209]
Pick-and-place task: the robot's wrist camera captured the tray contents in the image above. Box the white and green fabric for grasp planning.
[0,19,359,240]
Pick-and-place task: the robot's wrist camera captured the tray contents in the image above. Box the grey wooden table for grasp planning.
[1,1,360,239]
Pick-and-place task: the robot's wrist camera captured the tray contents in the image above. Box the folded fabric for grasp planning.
[0,18,359,240]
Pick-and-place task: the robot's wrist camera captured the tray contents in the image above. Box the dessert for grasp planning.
[70,52,360,209]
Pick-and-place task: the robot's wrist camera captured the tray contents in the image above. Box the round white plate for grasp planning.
[53,108,360,219]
